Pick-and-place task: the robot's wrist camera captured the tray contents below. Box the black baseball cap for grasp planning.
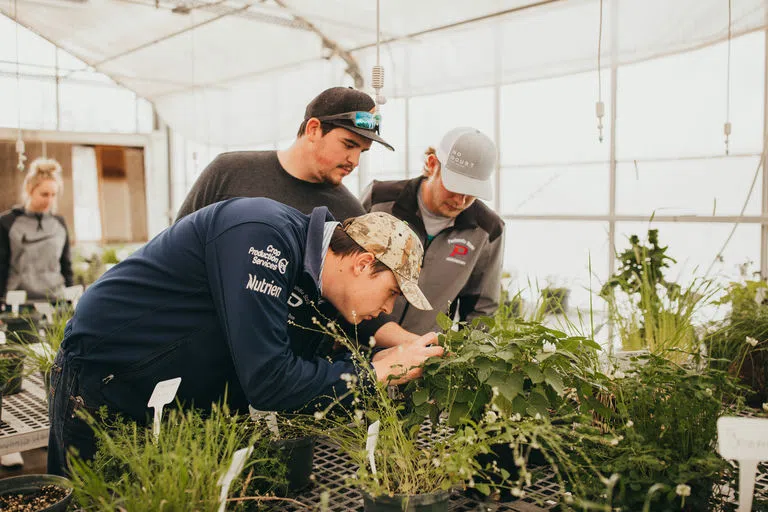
[304,87,395,151]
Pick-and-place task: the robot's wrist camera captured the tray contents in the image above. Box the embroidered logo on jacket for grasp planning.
[249,245,288,274]
[21,233,55,245]
[445,238,475,266]
[246,274,283,297]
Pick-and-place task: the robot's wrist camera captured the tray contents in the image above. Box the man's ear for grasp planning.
[425,154,440,177]
[305,118,323,141]
[353,252,377,275]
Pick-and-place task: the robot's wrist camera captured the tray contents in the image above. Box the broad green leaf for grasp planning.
[412,388,429,406]
[523,363,544,384]
[474,483,491,496]
[436,312,453,331]
[543,367,565,395]
[496,372,523,402]
[512,395,528,415]
[448,402,470,426]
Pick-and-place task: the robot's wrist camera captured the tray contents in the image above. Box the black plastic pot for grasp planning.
[363,490,450,512]
[468,442,548,502]
[0,474,74,511]
[272,435,315,494]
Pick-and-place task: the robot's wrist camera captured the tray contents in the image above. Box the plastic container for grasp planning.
[362,490,450,512]
[0,474,74,512]
[272,435,315,494]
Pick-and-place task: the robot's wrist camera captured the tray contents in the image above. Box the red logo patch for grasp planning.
[449,244,469,258]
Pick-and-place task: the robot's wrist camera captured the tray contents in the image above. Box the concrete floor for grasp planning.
[0,448,48,478]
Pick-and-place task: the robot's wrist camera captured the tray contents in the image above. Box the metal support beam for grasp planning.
[761,25,768,279]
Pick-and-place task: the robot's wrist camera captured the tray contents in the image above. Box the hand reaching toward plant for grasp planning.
[371,332,443,385]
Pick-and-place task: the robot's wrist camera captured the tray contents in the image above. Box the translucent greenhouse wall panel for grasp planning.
[499,164,609,216]
[502,220,610,311]
[0,75,57,130]
[500,71,611,166]
[0,15,153,133]
[407,87,495,172]
[617,31,765,160]
[616,156,763,216]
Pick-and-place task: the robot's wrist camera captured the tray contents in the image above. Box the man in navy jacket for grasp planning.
[47,197,441,475]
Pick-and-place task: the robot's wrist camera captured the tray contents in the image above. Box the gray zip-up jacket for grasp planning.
[361,177,505,334]
[0,207,73,301]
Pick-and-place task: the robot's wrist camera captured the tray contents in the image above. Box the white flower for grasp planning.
[705,388,713,396]
[514,456,525,467]
[511,488,524,498]
[626,420,634,428]
[746,336,759,347]
[340,373,353,382]
[432,458,440,468]
[563,491,574,504]
[313,411,324,420]
[467,479,475,488]
[491,386,500,397]
[542,341,557,353]
[613,370,626,379]
[610,437,621,446]
[534,413,542,421]
[354,410,364,422]
[510,413,522,422]
[369,336,377,348]
[675,484,691,497]
[484,410,498,424]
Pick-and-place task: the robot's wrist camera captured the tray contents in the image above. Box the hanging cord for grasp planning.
[13,0,26,171]
[371,0,385,108]
[724,0,733,155]
[595,0,604,143]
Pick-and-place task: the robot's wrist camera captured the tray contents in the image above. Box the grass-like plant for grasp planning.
[68,402,288,511]
[13,305,72,383]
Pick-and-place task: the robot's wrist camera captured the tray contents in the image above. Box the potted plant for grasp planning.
[704,278,768,408]
[600,230,711,357]
[14,305,73,390]
[404,311,608,502]
[0,474,74,512]
[0,345,25,396]
[247,412,315,496]
[573,354,744,511]
[68,401,283,511]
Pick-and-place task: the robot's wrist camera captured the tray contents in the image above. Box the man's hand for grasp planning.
[372,321,420,348]
[371,332,443,385]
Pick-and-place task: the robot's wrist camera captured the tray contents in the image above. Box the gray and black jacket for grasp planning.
[361,177,505,334]
[0,206,73,301]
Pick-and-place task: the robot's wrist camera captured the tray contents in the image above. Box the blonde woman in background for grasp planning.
[0,158,73,468]
[0,157,73,305]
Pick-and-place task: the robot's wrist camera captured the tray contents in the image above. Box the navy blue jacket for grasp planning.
[61,198,359,421]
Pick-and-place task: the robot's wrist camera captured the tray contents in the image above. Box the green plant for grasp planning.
[576,354,744,511]
[406,311,605,428]
[600,230,710,356]
[68,403,288,511]
[705,279,768,408]
[14,306,73,382]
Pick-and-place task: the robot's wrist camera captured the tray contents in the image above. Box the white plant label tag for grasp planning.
[366,420,380,476]
[147,377,182,441]
[62,285,84,309]
[5,290,26,316]
[0,331,6,345]
[217,445,253,512]
[717,416,768,512]
[33,302,55,323]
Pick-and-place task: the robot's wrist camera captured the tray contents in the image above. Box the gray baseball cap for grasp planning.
[435,127,497,201]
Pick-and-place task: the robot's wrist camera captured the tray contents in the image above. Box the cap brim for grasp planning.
[394,275,432,311]
[325,121,395,151]
[440,167,493,201]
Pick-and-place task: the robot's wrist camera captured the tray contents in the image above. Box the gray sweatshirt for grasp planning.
[0,207,73,300]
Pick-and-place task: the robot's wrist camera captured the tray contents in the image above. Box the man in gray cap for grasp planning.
[361,127,505,334]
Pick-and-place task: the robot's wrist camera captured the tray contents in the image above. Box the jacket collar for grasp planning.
[304,206,335,288]
[392,177,482,239]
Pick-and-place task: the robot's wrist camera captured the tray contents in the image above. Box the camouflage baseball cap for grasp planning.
[344,212,432,310]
